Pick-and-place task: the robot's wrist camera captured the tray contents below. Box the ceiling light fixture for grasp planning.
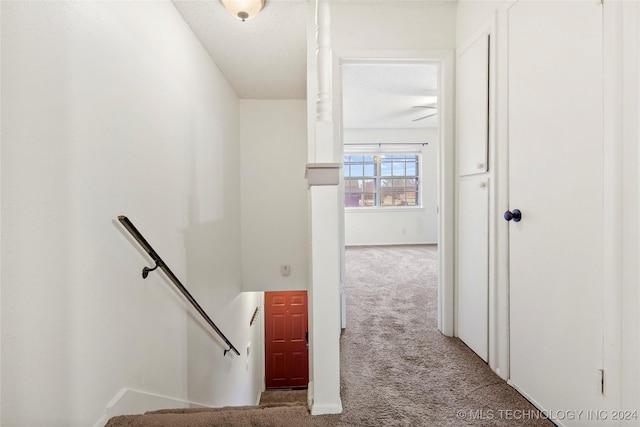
[220,0,266,22]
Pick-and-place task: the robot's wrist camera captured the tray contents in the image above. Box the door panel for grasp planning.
[457,177,489,361]
[265,291,309,389]
[508,1,604,416]
[458,32,490,176]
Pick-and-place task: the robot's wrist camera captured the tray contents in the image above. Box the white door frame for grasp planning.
[332,48,456,337]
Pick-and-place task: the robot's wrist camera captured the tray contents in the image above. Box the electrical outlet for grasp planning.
[280,265,291,277]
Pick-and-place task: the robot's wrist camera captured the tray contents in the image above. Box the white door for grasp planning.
[458,33,490,177]
[457,177,489,361]
[508,1,604,416]
[456,29,491,362]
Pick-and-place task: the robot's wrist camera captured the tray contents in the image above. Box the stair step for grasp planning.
[105,402,312,427]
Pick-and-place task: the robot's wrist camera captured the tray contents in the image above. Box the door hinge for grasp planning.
[600,369,605,395]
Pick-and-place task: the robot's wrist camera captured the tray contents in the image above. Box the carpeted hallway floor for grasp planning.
[107,245,554,426]
[323,244,553,426]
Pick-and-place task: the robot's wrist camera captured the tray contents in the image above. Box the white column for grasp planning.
[308,0,342,416]
[315,0,331,125]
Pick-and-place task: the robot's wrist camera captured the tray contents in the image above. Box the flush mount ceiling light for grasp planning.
[220,0,266,22]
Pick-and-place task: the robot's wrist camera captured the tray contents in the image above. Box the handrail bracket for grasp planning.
[142,260,160,279]
[117,215,241,357]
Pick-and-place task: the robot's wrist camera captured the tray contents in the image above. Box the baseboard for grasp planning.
[345,242,437,247]
[307,381,314,408]
[308,381,342,415]
[92,388,211,427]
[507,380,564,427]
[311,401,343,415]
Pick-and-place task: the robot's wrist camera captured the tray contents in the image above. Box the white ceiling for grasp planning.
[173,1,439,129]
[172,0,308,99]
[342,62,438,129]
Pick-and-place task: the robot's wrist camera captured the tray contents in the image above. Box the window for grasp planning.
[344,154,420,208]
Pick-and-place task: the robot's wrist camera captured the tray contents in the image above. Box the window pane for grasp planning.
[392,162,405,176]
[343,151,419,208]
[345,193,359,207]
[344,180,356,190]
[362,193,376,206]
[363,179,375,192]
[364,163,375,176]
[406,162,417,176]
[407,191,417,206]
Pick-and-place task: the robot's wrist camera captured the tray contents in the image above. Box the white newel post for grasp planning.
[306,0,343,416]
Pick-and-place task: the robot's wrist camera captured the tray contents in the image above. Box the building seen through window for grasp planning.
[344,154,420,208]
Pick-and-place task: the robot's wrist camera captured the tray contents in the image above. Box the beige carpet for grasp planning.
[259,389,308,406]
[106,245,553,426]
[327,245,553,426]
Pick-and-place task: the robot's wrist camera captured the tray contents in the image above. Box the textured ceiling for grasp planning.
[342,62,439,129]
[172,0,308,99]
[173,1,439,129]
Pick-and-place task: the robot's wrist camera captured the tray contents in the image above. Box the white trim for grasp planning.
[0,2,3,423]
[602,0,623,415]
[343,145,425,154]
[455,13,506,377]
[93,388,211,427]
[311,403,344,416]
[346,242,438,247]
[507,380,567,427]
[345,242,438,248]
[333,47,456,338]
[345,207,426,213]
[260,291,266,393]
[307,380,314,408]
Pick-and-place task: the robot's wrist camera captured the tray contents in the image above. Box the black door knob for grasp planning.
[504,209,522,222]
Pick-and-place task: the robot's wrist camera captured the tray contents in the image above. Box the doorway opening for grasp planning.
[338,59,447,331]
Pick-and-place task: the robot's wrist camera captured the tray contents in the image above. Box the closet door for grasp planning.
[507,1,604,417]
[457,177,489,361]
[458,32,490,177]
[456,28,491,361]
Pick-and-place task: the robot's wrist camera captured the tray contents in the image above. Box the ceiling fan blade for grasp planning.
[412,112,438,122]
[411,104,438,109]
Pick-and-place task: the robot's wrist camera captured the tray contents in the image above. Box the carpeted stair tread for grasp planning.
[106,404,314,427]
[147,401,305,415]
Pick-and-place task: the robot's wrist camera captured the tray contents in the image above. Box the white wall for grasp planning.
[344,128,438,246]
[240,100,309,292]
[1,2,262,426]
[331,1,457,50]
[456,1,505,44]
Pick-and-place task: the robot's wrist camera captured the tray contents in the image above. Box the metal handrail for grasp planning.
[117,215,240,356]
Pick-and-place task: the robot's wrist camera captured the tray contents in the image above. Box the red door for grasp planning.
[264,291,309,389]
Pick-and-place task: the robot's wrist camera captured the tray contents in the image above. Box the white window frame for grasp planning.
[343,147,422,210]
